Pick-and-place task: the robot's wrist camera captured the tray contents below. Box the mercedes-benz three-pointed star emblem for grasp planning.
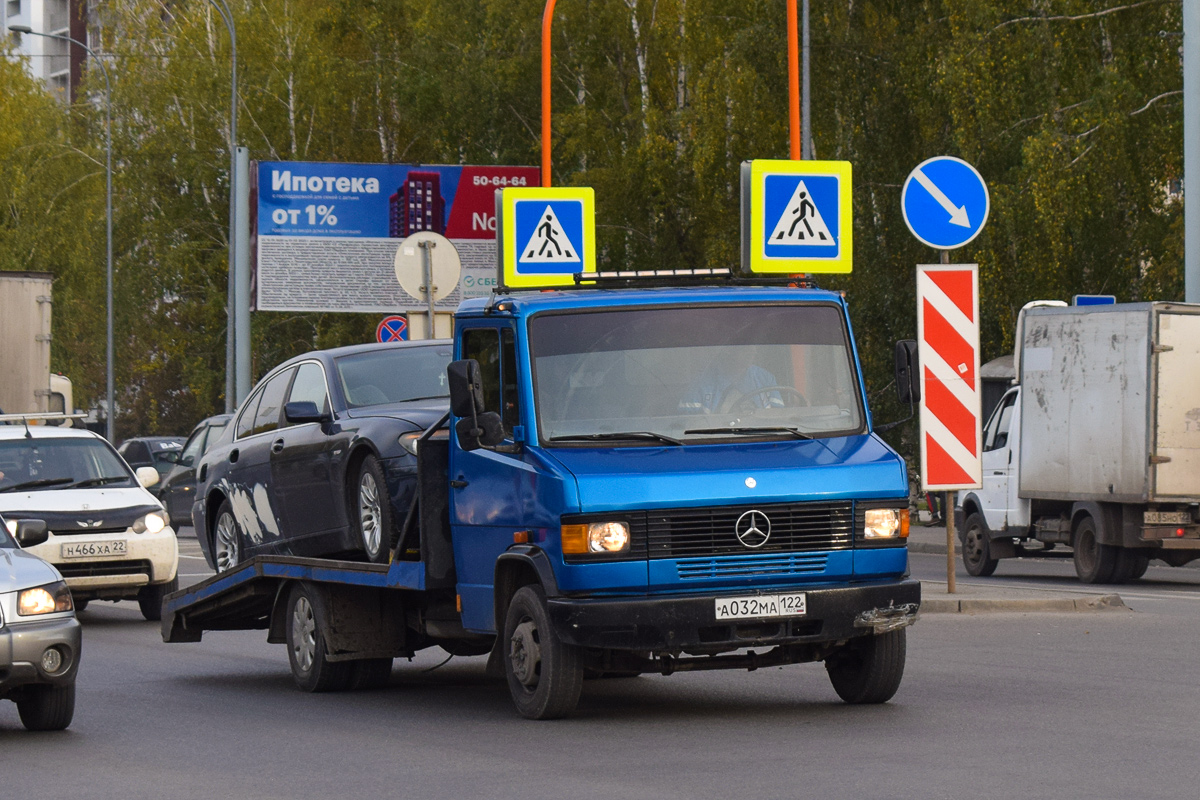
[735,509,771,549]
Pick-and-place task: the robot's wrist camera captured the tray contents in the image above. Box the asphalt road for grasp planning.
[5,539,1200,798]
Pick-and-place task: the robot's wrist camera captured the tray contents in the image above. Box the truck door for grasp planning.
[979,388,1017,531]
[1153,311,1200,498]
[449,324,532,633]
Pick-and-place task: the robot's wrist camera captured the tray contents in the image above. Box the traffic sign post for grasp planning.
[902,156,989,251]
[497,186,596,289]
[741,159,853,274]
[376,315,408,343]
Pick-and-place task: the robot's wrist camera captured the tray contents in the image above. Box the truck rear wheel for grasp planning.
[503,585,583,720]
[286,584,352,692]
[1073,517,1117,584]
[1111,548,1150,584]
[962,513,998,577]
[825,629,906,704]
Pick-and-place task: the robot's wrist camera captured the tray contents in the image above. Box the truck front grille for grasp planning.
[676,552,829,580]
[646,501,854,558]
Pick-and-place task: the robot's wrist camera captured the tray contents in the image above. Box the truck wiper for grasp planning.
[0,477,74,493]
[62,476,130,489]
[684,426,815,441]
[549,431,684,446]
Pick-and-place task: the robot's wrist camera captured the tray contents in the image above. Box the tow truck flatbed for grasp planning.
[162,556,425,643]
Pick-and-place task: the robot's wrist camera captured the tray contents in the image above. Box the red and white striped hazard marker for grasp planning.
[917,264,982,491]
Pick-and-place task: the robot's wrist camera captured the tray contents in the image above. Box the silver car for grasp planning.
[1,516,81,731]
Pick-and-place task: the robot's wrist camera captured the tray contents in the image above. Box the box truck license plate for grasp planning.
[1144,511,1190,525]
[715,593,807,620]
[61,540,127,559]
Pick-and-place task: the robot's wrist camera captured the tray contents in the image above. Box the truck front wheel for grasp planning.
[825,629,906,704]
[962,513,998,577]
[1073,517,1117,584]
[503,585,583,719]
[285,584,352,692]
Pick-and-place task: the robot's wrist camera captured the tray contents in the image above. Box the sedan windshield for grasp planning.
[531,304,864,445]
[0,438,134,492]
[335,345,454,408]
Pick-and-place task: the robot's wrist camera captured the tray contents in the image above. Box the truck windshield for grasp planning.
[0,438,134,492]
[530,303,864,445]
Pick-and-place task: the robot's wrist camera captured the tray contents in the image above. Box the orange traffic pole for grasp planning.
[542,0,558,187]
[787,0,801,160]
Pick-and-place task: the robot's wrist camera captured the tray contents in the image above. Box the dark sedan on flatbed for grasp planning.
[193,341,452,571]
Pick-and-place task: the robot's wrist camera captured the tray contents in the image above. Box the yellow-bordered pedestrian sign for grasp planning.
[497,187,596,289]
[741,159,853,274]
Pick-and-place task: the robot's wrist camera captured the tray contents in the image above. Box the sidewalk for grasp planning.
[907,519,1129,614]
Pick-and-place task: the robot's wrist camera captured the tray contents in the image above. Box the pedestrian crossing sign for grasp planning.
[741,159,853,274]
[498,186,596,288]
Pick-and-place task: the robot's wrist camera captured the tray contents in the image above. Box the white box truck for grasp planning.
[956,302,1200,583]
[0,272,53,416]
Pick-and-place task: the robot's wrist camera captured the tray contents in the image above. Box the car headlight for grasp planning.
[561,521,631,555]
[400,429,449,456]
[133,510,169,534]
[863,508,909,540]
[18,581,74,616]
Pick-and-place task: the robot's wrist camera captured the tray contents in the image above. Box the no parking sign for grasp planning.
[376,315,408,343]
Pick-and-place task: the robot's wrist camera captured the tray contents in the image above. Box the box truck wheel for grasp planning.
[286,583,352,692]
[1111,548,1150,584]
[961,513,998,577]
[1073,516,1117,584]
[825,629,906,704]
[503,585,583,719]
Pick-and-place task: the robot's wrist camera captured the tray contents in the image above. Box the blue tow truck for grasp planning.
[163,279,921,719]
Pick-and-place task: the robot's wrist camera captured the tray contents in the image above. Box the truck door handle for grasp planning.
[272,438,285,453]
[229,448,239,464]
[450,479,469,489]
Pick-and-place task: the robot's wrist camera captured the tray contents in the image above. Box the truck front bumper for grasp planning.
[546,578,920,654]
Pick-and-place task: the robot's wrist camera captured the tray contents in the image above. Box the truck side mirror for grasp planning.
[14,519,49,548]
[447,360,486,418]
[455,413,505,451]
[894,340,921,405]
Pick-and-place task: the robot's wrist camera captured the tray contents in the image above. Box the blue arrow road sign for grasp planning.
[901,156,989,250]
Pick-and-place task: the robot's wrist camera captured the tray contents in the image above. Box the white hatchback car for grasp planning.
[0,424,179,620]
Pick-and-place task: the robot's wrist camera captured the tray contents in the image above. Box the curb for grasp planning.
[909,541,949,556]
[921,593,1126,614]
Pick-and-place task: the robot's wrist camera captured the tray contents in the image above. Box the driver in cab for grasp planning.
[679,351,784,414]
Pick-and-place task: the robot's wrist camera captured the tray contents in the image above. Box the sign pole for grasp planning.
[420,239,437,339]
[940,248,956,594]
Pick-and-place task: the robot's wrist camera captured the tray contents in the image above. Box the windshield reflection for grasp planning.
[0,439,133,491]
[531,304,864,445]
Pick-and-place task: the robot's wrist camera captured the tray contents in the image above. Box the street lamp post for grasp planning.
[10,25,114,442]
[206,0,239,413]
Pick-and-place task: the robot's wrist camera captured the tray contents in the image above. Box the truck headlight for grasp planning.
[864,508,908,540]
[561,521,631,555]
[18,581,74,616]
[133,510,169,534]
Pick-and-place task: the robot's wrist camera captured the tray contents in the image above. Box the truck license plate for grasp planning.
[61,540,127,559]
[1144,511,1190,525]
[715,593,807,620]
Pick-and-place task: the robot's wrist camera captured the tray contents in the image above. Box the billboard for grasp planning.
[253,161,539,312]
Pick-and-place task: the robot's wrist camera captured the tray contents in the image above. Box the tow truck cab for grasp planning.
[448,286,918,660]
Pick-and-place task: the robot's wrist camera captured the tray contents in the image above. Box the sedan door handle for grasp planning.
[272,438,285,454]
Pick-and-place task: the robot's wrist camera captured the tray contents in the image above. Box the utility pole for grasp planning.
[1185,2,1198,302]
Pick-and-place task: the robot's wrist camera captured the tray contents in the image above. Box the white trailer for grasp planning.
[0,272,53,416]
[957,302,1200,583]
